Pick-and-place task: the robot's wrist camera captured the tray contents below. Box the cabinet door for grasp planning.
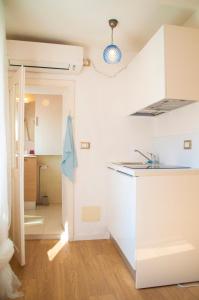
[24,157,37,203]
[35,95,62,155]
[135,174,199,289]
[165,25,199,101]
[108,169,136,269]
[125,26,165,115]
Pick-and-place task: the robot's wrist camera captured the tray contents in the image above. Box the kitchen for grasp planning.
[2,1,199,299]
[106,24,199,289]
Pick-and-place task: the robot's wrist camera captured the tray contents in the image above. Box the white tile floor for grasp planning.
[24,204,63,239]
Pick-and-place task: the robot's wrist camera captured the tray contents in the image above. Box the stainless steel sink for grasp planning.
[114,162,144,166]
[113,162,190,169]
[123,164,190,169]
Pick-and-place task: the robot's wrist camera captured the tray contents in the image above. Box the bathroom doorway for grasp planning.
[24,92,63,239]
[9,68,75,264]
[24,77,75,242]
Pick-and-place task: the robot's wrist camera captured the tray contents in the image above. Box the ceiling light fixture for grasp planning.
[103,19,122,64]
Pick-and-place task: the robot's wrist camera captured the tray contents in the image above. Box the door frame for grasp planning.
[24,72,76,241]
[9,66,25,265]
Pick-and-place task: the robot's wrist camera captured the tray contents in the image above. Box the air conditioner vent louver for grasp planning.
[9,61,70,71]
[7,40,83,74]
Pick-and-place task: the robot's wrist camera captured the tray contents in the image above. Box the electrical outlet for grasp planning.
[80,142,90,149]
[184,140,192,150]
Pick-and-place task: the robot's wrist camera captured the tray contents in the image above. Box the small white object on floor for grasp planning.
[177,282,199,288]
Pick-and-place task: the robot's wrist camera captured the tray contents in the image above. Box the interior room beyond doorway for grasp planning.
[24,92,63,239]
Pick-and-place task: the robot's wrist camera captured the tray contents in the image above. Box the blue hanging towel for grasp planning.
[61,115,77,181]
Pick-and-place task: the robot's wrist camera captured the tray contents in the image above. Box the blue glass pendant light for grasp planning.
[103,19,122,64]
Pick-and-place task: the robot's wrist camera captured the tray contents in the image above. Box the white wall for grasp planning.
[38,18,199,239]
[16,52,154,240]
[153,102,199,168]
[6,37,154,240]
[74,60,154,240]
[8,23,199,240]
[5,4,199,241]
[0,0,6,111]
[31,25,199,240]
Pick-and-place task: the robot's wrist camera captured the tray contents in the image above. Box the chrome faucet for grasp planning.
[134,149,157,164]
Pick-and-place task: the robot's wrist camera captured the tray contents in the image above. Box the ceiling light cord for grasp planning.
[111,27,113,44]
[91,60,130,78]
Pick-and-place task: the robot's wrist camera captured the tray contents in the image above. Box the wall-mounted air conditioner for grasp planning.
[7,40,83,74]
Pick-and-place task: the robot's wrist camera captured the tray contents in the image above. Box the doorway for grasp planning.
[24,93,63,239]
[9,67,76,265]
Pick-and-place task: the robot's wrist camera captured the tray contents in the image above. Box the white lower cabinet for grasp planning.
[108,168,136,269]
[108,166,199,289]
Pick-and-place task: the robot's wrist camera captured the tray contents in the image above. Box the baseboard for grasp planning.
[24,202,36,210]
[110,234,136,280]
[74,232,110,241]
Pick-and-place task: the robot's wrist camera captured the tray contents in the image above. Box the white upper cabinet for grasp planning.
[125,25,199,115]
[35,95,62,155]
[165,25,199,101]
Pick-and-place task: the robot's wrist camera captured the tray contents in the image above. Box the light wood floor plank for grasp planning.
[10,239,199,300]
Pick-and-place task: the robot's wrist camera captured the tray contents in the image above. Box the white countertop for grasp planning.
[108,163,199,177]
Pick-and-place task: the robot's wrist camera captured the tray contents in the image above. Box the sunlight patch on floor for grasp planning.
[47,223,69,261]
[24,215,44,225]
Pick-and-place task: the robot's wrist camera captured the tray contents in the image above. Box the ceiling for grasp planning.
[4,0,199,53]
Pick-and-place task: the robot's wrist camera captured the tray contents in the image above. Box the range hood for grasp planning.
[131,99,196,117]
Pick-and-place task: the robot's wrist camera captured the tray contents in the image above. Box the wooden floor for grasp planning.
[10,239,199,300]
